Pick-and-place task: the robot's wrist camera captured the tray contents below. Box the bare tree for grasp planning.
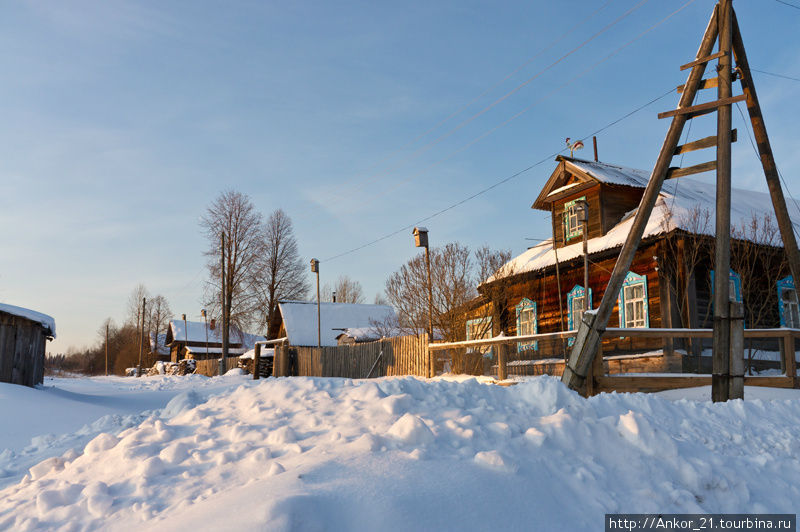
[386,242,478,343]
[374,292,389,306]
[257,209,309,338]
[146,294,172,366]
[125,284,149,327]
[201,190,267,333]
[323,275,365,303]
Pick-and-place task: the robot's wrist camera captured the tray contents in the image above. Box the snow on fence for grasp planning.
[429,328,800,395]
[274,334,430,379]
[194,356,241,377]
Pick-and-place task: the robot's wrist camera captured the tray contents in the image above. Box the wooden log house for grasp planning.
[164,318,262,362]
[469,155,799,374]
[0,303,55,387]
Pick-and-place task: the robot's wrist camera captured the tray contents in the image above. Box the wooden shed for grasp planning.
[0,303,56,387]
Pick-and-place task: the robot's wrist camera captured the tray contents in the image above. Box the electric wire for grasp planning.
[751,69,800,83]
[334,0,617,193]
[359,0,697,206]
[322,87,676,263]
[774,0,800,11]
[335,0,653,199]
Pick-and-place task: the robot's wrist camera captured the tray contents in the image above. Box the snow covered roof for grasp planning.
[239,347,275,359]
[278,301,397,347]
[185,346,247,356]
[167,320,263,349]
[533,156,653,209]
[491,171,800,283]
[149,332,169,356]
[0,303,56,338]
[563,156,651,188]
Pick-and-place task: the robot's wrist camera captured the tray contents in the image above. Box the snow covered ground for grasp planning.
[1,374,800,531]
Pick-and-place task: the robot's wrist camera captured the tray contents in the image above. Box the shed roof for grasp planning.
[0,303,56,338]
[278,301,397,347]
[166,320,262,349]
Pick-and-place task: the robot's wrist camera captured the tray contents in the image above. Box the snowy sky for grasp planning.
[1,0,799,354]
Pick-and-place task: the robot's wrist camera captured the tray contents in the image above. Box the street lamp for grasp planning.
[311,258,321,347]
[413,227,434,378]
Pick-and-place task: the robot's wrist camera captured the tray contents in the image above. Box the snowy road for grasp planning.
[1,374,799,531]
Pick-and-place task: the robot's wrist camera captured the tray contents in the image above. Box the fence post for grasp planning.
[784,332,796,388]
[729,301,744,400]
[253,343,261,380]
[497,342,508,381]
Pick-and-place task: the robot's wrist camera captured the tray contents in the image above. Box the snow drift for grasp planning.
[1,376,799,531]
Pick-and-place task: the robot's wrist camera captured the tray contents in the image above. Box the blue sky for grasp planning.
[1,0,799,354]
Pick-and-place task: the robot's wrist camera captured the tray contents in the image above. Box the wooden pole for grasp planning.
[728,300,744,399]
[253,343,261,380]
[425,245,435,378]
[497,342,508,381]
[316,269,321,348]
[221,232,228,375]
[105,323,109,376]
[713,0,733,402]
[582,203,589,311]
[562,5,720,392]
[730,11,800,316]
[137,297,146,377]
[551,205,567,360]
[785,332,796,388]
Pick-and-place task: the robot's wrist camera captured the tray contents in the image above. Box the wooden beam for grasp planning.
[666,161,717,179]
[732,10,800,352]
[674,129,737,155]
[680,50,726,71]
[658,94,746,120]
[561,4,721,393]
[677,77,719,93]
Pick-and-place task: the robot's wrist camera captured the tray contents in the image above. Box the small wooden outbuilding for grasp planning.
[0,303,56,387]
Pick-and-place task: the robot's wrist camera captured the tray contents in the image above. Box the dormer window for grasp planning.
[564,197,586,241]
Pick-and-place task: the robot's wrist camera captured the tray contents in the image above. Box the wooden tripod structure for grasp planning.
[561,0,800,402]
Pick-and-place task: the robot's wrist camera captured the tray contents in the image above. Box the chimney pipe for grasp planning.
[209,318,216,330]
[593,136,598,162]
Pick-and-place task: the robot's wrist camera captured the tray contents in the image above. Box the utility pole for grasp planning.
[311,259,321,347]
[137,297,146,377]
[413,227,435,378]
[578,200,590,312]
[220,232,229,376]
[105,322,109,376]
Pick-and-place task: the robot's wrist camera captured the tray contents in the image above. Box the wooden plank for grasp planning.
[680,50,726,71]
[658,94,746,119]
[677,76,719,93]
[674,130,737,155]
[666,161,717,179]
[598,375,711,393]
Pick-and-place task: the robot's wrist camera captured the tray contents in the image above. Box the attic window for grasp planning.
[563,197,586,241]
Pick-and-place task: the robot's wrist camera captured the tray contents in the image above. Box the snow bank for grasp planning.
[1,377,799,531]
[0,303,56,338]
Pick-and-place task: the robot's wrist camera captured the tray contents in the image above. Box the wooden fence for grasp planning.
[274,335,429,379]
[194,356,241,377]
[429,328,800,395]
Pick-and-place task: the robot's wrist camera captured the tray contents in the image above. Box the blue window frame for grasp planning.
[515,298,538,352]
[778,276,800,328]
[618,272,649,328]
[567,285,592,345]
[563,196,586,242]
[710,269,742,303]
[466,316,493,356]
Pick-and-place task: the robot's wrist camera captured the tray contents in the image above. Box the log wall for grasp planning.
[0,312,49,387]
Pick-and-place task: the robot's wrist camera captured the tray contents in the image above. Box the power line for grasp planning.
[358,0,697,205]
[333,0,617,193]
[334,0,653,199]
[774,0,800,10]
[322,86,675,263]
[751,68,800,82]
